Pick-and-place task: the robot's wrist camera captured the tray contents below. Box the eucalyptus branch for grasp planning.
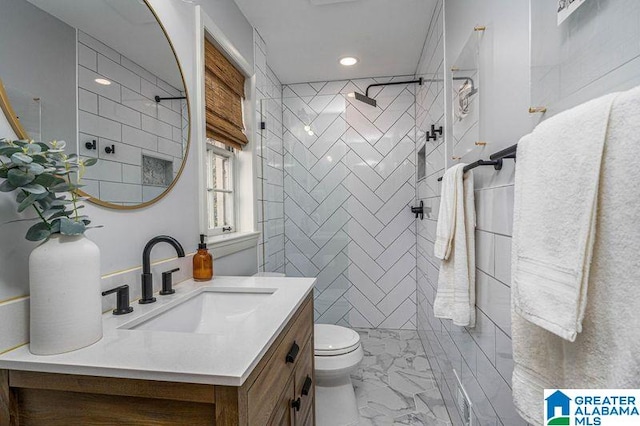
[63,158,80,222]
[0,154,48,228]
[24,188,50,228]
[0,139,98,241]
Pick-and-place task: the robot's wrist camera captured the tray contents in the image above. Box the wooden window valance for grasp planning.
[205,39,248,150]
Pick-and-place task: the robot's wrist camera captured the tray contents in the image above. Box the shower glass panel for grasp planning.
[531,0,640,116]
[279,82,417,329]
[451,30,481,162]
[259,97,286,274]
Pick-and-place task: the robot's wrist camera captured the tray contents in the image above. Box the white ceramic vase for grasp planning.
[28,234,103,355]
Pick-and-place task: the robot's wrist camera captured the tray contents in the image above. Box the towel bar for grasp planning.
[436,144,517,182]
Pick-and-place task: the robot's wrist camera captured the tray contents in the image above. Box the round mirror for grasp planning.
[0,0,190,209]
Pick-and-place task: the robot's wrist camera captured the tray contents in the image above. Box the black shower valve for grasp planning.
[105,144,116,154]
[427,124,443,141]
[85,139,96,150]
[410,201,424,220]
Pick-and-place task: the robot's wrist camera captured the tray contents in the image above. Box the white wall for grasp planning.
[0,0,258,353]
[200,0,254,72]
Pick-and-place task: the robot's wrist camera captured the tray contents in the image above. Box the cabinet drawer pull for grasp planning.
[291,397,301,411]
[302,375,313,396]
[286,341,300,364]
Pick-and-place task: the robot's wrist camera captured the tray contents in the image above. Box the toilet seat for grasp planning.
[314,324,361,356]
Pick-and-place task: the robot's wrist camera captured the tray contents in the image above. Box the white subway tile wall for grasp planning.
[281,76,417,330]
[77,31,187,205]
[255,30,285,273]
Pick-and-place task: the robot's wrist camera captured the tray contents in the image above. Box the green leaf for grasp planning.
[83,157,98,167]
[24,144,41,154]
[0,146,21,157]
[50,182,75,192]
[33,174,64,188]
[26,162,45,175]
[50,198,72,206]
[46,210,71,221]
[35,142,49,152]
[10,152,33,165]
[49,220,61,234]
[37,198,53,212]
[21,183,47,194]
[7,168,35,187]
[0,180,16,192]
[59,217,85,235]
[26,222,51,241]
[31,154,48,164]
[17,193,39,213]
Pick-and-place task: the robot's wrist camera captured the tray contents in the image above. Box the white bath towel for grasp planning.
[512,85,640,425]
[434,164,463,260]
[511,91,618,342]
[433,164,476,327]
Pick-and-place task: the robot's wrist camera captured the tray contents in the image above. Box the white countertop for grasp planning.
[0,276,315,386]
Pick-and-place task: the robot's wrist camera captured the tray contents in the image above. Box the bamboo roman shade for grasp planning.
[205,39,248,150]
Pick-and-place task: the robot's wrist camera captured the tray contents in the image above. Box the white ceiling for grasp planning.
[26,0,183,89]
[233,0,437,84]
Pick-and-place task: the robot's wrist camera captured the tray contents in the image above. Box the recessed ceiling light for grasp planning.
[347,92,355,98]
[307,130,315,136]
[304,125,311,132]
[340,57,358,66]
[94,78,112,86]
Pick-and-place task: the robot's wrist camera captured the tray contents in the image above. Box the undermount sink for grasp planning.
[122,287,277,334]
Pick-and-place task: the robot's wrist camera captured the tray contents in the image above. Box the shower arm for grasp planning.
[364,77,424,97]
[363,76,475,98]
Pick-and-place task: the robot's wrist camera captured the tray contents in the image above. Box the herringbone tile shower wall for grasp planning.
[282,78,418,329]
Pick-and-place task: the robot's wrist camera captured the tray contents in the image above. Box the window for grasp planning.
[206,139,235,236]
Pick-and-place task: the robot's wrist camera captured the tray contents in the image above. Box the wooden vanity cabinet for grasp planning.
[0,294,315,426]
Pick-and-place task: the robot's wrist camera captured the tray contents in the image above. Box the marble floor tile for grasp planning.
[352,329,452,426]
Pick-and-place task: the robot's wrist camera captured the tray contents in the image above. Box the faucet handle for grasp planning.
[160,268,180,295]
[102,285,134,315]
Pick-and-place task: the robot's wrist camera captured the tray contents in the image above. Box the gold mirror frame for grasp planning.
[0,78,29,140]
[0,0,190,210]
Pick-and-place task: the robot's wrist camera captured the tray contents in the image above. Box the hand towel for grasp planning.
[433,164,476,327]
[512,85,640,425]
[434,164,463,260]
[511,91,618,342]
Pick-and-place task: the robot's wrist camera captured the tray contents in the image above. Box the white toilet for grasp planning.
[253,272,363,425]
[314,324,363,426]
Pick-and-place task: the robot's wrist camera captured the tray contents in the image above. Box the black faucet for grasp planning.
[140,235,185,304]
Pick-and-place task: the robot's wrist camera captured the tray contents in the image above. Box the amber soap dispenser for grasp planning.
[193,234,213,281]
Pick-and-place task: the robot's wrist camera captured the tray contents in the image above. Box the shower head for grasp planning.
[353,91,377,107]
[351,77,423,108]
